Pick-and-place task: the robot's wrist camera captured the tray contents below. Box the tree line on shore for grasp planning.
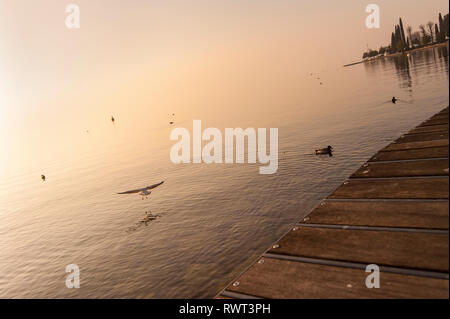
[363,12,449,59]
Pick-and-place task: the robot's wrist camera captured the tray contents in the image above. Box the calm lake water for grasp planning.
[0,45,448,298]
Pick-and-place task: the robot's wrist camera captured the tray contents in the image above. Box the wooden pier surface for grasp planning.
[217,106,449,299]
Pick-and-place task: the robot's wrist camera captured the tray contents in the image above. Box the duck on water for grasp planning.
[315,145,333,156]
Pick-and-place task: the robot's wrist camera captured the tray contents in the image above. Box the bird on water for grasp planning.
[315,145,333,157]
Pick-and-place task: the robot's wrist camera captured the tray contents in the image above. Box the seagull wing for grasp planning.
[145,181,164,190]
[117,187,146,194]
[117,181,164,194]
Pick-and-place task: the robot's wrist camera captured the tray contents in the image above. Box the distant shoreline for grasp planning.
[344,40,449,67]
[385,40,449,57]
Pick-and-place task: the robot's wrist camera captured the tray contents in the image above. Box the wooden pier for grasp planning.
[217,106,449,299]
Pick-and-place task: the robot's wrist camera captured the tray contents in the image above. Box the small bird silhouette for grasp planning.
[111,116,115,124]
[41,175,46,181]
[392,96,397,104]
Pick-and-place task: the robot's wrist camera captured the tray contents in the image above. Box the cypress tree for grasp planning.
[399,18,407,45]
[444,13,449,38]
[439,13,445,41]
[395,25,402,51]
[435,24,439,42]
[391,32,395,51]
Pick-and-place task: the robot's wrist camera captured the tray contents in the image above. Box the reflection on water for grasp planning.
[393,54,412,88]
[126,211,163,233]
[364,45,449,91]
[0,45,448,298]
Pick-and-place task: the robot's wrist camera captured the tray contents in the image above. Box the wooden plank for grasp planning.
[395,132,448,144]
[428,112,448,120]
[381,139,448,152]
[328,177,449,199]
[267,227,449,272]
[422,113,449,121]
[432,108,449,116]
[303,201,449,229]
[419,118,449,126]
[407,124,449,134]
[369,147,448,161]
[428,114,449,121]
[226,258,449,299]
[351,159,449,178]
[216,295,233,299]
[428,116,449,123]
[436,112,449,117]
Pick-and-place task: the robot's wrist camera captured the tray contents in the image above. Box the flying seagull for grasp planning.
[118,181,164,199]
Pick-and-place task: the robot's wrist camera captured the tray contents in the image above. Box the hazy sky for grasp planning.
[0,0,448,176]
